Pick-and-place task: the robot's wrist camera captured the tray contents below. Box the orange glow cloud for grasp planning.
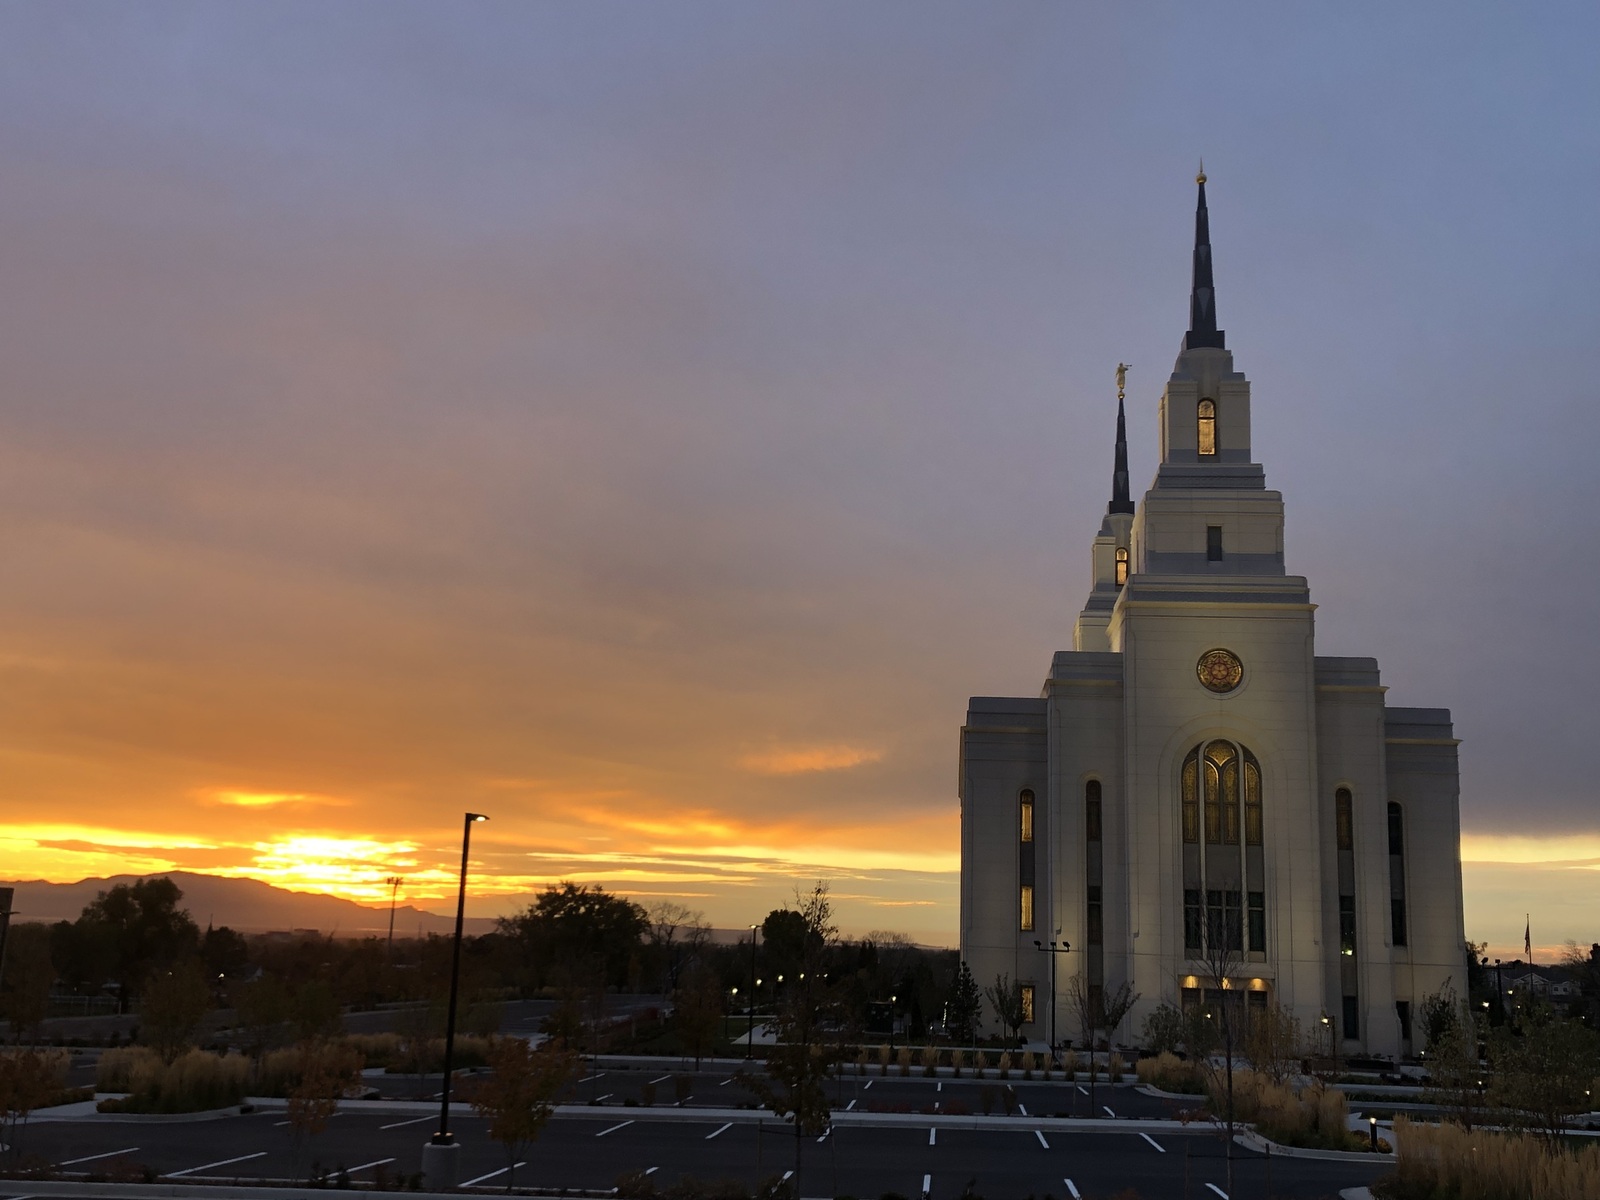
[738,744,884,775]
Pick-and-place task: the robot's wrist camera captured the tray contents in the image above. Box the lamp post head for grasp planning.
[467,813,489,823]
[1034,940,1043,950]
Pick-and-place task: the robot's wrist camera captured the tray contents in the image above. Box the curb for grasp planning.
[1234,1128,1393,1163]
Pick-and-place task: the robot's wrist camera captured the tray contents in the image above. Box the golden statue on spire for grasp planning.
[1116,362,1129,401]
[1197,158,1206,185]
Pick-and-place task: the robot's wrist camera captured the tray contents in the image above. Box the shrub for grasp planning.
[1384,1116,1600,1200]
[920,1045,939,1077]
[897,1046,912,1076]
[877,1044,891,1075]
[950,1048,964,1077]
[1136,1051,1203,1094]
[1216,1068,1360,1151]
[98,1049,249,1114]
[1141,1001,1186,1056]
[1109,1052,1124,1082]
[973,1051,987,1078]
[97,1046,163,1093]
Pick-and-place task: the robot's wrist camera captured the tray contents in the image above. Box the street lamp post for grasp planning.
[1033,939,1072,1061]
[420,812,488,1189]
[385,875,404,958]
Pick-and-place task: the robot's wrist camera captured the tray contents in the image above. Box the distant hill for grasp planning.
[0,871,499,936]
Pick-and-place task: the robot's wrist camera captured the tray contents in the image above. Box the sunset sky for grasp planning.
[2,4,1598,956]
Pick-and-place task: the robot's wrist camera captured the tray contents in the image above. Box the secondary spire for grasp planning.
[1184,164,1226,351]
[1110,363,1134,514]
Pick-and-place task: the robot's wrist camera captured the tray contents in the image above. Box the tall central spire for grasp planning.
[1110,364,1134,514]
[1184,166,1226,351]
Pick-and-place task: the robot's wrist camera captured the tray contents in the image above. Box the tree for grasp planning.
[0,924,55,1044]
[1489,1010,1600,1142]
[1098,981,1139,1046]
[1194,915,1246,1197]
[984,974,1025,1044]
[1242,999,1302,1084]
[1141,1002,1185,1056]
[77,878,200,1012]
[285,1041,361,1180]
[947,962,982,1044]
[234,975,291,1069]
[739,881,844,1180]
[290,981,344,1043]
[0,1048,66,1164]
[468,1037,578,1191]
[646,902,710,995]
[673,963,724,1069]
[140,961,212,1061]
[1560,941,1600,1027]
[200,926,250,983]
[499,883,648,990]
[1065,976,1136,1117]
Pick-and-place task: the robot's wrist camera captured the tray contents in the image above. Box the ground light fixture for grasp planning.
[420,812,489,1188]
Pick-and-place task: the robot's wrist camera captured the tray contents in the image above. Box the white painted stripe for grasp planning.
[718,1077,733,1086]
[579,1073,604,1083]
[1035,1130,1050,1149]
[846,1099,857,1111]
[596,1120,634,1137]
[816,1126,830,1143]
[1064,1180,1081,1200]
[1102,1105,1115,1117]
[706,1122,732,1140]
[936,1081,942,1092]
[922,1173,931,1197]
[460,1163,524,1187]
[781,1170,793,1182]
[1077,1085,1089,1095]
[864,1079,874,1090]
[59,1148,139,1166]
[1018,1102,1028,1116]
[644,1167,658,1176]
[1140,1132,1166,1153]
[928,1127,937,1145]
[379,1115,433,1130]
[346,1159,396,1174]
[649,1075,672,1085]
[167,1152,268,1178]
[1205,1186,1228,1199]
[595,1093,613,1101]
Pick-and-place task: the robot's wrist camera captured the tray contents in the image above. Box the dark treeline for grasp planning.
[1,876,961,1048]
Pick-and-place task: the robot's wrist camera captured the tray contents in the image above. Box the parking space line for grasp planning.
[579,1072,605,1083]
[461,1163,524,1187]
[1077,1085,1089,1095]
[1139,1132,1166,1153]
[718,1077,733,1086]
[1103,1105,1116,1117]
[928,1128,936,1146]
[864,1079,874,1090]
[846,1099,857,1111]
[1064,1180,1080,1199]
[1034,1130,1050,1149]
[781,1170,793,1182]
[596,1120,634,1137]
[595,1093,613,1101]
[936,1081,942,1092]
[59,1148,139,1166]
[1018,1102,1028,1116]
[379,1116,433,1130]
[922,1173,931,1198]
[347,1159,396,1174]
[817,1126,830,1143]
[644,1168,658,1176]
[166,1151,268,1178]
[706,1122,732,1140]
[1205,1186,1228,1199]
[649,1074,672,1085]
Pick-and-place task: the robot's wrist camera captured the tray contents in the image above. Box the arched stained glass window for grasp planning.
[1203,740,1236,845]
[1115,547,1129,586]
[1198,399,1217,456]
[1243,750,1263,846]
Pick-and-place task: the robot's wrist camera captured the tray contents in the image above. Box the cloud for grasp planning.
[739,745,885,776]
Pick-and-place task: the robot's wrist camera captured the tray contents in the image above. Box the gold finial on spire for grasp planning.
[1116,362,1129,401]
[1196,158,1206,185]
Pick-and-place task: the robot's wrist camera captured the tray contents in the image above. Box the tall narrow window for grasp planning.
[1203,741,1235,844]
[1114,547,1129,586]
[1339,894,1357,955]
[1206,525,1224,562]
[1247,890,1266,952]
[1198,399,1217,455]
[1020,790,1034,842]
[1086,885,1103,945]
[1085,780,1103,842]
[1243,750,1263,845]
[1181,748,1200,843]
[1336,788,1353,851]
[1184,888,1203,951]
[1342,995,1360,1039]
[1388,802,1408,947]
[1020,984,1036,1024]
[1019,885,1034,932]
[1396,1000,1413,1042]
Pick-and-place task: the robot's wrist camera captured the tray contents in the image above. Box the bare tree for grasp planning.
[1195,909,1246,1196]
[1242,999,1302,1085]
[1065,977,1138,1117]
[984,974,1025,1044]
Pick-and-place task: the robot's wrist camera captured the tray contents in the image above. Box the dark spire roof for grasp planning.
[1110,395,1134,514]
[1184,167,1226,351]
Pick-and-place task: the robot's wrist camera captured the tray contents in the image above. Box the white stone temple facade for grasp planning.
[958,176,1465,1059]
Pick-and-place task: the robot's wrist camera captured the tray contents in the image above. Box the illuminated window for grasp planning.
[1198,399,1217,456]
[1206,525,1223,562]
[1243,750,1263,846]
[1020,885,1034,931]
[1020,984,1036,1024]
[1020,790,1034,843]
[1181,747,1200,843]
[1335,788,1353,851]
[1203,741,1237,845]
[1085,780,1102,842]
[1114,547,1129,586]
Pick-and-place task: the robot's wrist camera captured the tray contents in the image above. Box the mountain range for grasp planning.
[0,871,499,936]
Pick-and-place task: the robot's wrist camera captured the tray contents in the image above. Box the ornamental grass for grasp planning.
[1384,1116,1600,1200]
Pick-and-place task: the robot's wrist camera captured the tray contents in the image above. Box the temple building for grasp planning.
[958,175,1465,1059]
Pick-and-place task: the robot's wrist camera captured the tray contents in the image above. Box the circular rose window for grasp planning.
[1197,648,1244,694]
